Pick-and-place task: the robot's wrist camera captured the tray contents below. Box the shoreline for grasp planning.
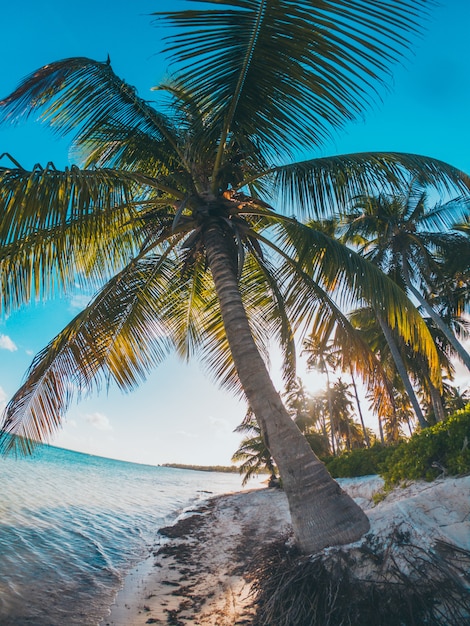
[101,475,470,625]
[100,488,291,625]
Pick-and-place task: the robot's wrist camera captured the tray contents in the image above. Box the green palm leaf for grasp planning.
[265,153,470,218]
[171,251,296,394]
[0,254,178,453]
[157,0,430,162]
[0,57,185,169]
[0,164,167,313]
[272,219,441,382]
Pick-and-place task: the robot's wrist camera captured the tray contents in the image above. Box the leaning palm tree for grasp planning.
[1,1,469,554]
[429,221,470,336]
[349,305,430,428]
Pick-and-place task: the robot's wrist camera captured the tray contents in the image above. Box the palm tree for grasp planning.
[428,219,470,339]
[284,378,331,455]
[384,388,414,441]
[305,393,331,450]
[0,1,468,554]
[442,385,470,414]
[349,370,371,448]
[376,311,429,428]
[303,337,340,453]
[284,377,316,434]
[232,413,278,487]
[349,306,425,437]
[328,378,365,452]
[343,184,470,371]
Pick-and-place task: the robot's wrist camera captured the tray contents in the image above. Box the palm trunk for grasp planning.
[325,368,337,456]
[204,222,369,554]
[376,313,428,428]
[402,262,470,372]
[320,412,329,445]
[427,376,446,422]
[377,413,385,445]
[350,371,370,447]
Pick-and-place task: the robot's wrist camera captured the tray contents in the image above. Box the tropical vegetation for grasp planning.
[0,1,469,555]
[380,408,470,486]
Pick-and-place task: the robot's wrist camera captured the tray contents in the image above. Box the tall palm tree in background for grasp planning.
[303,337,340,453]
[329,378,357,451]
[443,385,470,413]
[343,185,470,371]
[284,377,315,434]
[349,369,371,448]
[349,306,422,438]
[1,1,469,554]
[429,219,470,338]
[284,378,331,456]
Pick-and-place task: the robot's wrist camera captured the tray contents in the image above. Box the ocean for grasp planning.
[0,443,256,625]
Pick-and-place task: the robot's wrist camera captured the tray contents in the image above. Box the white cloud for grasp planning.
[175,430,199,439]
[0,334,17,352]
[85,412,113,431]
[69,294,92,310]
[208,415,232,435]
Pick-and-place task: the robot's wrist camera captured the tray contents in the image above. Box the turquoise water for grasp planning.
[0,444,253,625]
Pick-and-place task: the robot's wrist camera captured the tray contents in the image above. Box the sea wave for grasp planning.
[0,445,250,625]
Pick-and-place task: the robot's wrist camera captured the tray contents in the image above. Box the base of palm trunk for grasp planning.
[287,482,371,554]
[278,455,371,554]
[248,530,470,626]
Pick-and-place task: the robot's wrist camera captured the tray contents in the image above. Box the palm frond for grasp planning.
[266,153,470,218]
[156,0,431,161]
[270,219,441,385]
[418,196,470,231]
[0,57,184,167]
[0,164,168,313]
[0,254,178,453]
[0,163,158,243]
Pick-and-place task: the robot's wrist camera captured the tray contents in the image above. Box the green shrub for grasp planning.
[380,409,470,487]
[324,444,396,478]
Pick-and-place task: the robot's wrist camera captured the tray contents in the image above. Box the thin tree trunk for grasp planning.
[325,368,336,456]
[402,262,470,372]
[406,416,414,436]
[427,377,446,422]
[376,313,428,428]
[377,413,385,445]
[204,222,369,554]
[351,371,370,447]
[320,412,329,445]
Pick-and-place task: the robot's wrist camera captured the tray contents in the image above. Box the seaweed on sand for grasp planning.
[248,528,470,626]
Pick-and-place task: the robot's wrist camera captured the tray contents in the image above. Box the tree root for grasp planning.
[247,528,470,626]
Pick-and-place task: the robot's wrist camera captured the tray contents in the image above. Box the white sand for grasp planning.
[100,475,470,625]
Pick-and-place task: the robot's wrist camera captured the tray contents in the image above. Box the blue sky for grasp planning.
[0,1,469,466]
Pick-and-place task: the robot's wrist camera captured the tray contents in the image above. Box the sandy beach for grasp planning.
[101,475,470,625]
